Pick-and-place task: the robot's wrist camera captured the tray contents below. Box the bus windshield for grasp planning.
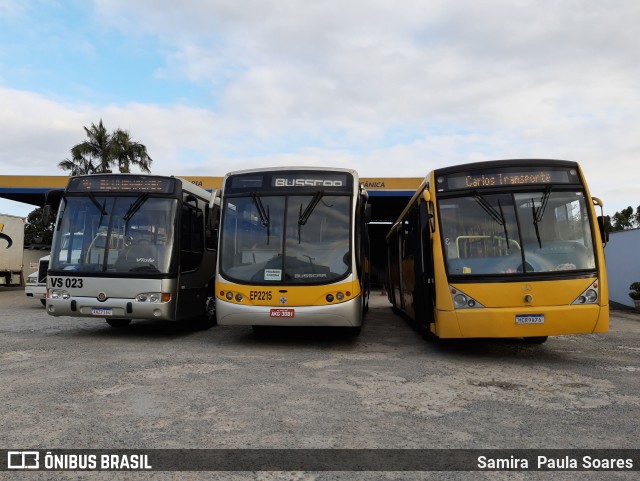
[220,194,351,284]
[50,196,177,274]
[439,190,596,276]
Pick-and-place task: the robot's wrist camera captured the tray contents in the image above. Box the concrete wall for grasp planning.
[606,228,640,307]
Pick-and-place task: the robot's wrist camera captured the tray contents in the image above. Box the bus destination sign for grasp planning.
[439,167,579,191]
[226,171,353,194]
[68,176,175,194]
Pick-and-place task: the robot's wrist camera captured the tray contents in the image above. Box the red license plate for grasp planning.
[270,308,295,318]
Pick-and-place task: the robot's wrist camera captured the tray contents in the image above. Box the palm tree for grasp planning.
[111,129,153,173]
[57,151,97,175]
[59,119,153,175]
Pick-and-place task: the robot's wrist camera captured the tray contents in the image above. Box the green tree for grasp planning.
[24,207,54,246]
[610,205,640,231]
[58,119,153,175]
[111,128,152,173]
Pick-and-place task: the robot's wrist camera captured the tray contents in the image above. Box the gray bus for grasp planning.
[45,174,219,329]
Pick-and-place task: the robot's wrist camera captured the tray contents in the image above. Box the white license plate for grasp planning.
[270,308,295,318]
[91,308,112,316]
[516,314,544,325]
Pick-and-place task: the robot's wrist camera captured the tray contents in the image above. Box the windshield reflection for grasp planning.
[50,196,177,274]
[440,191,596,276]
[221,195,351,284]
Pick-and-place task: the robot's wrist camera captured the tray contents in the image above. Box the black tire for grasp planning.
[252,325,269,334]
[40,299,46,307]
[522,336,548,344]
[420,324,439,342]
[185,293,217,330]
[106,318,131,328]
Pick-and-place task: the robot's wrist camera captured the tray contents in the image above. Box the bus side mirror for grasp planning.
[41,205,52,225]
[41,189,64,225]
[592,197,608,247]
[422,190,431,203]
[597,216,609,246]
[364,204,372,223]
[44,189,64,211]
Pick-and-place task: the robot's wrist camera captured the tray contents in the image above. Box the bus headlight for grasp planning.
[454,294,467,308]
[136,293,169,303]
[51,289,70,300]
[450,286,484,310]
[572,281,599,305]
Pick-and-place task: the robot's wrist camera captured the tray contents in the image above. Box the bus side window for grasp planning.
[180,204,204,272]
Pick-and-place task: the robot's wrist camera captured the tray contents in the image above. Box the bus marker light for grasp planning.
[161,293,171,302]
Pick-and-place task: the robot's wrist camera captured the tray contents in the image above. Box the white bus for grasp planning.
[215,167,371,334]
[45,174,219,328]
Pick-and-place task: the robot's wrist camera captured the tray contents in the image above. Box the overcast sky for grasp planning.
[1,0,639,217]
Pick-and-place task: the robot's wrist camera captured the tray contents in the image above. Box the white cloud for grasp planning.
[1,1,640,217]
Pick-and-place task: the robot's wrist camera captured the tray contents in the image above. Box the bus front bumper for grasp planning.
[216,296,363,327]
[46,297,176,321]
[435,304,609,339]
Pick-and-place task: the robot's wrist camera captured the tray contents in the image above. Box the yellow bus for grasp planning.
[215,167,371,334]
[386,159,609,344]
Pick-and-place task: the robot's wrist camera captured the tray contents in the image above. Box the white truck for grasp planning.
[25,255,49,306]
[0,214,25,286]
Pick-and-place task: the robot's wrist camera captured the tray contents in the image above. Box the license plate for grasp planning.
[91,308,112,316]
[515,314,544,325]
[270,308,295,318]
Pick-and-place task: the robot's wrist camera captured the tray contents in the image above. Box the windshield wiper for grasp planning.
[87,192,107,216]
[471,190,510,249]
[532,186,552,248]
[299,191,324,226]
[251,193,270,244]
[298,191,324,243]
[123,193,149,222]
